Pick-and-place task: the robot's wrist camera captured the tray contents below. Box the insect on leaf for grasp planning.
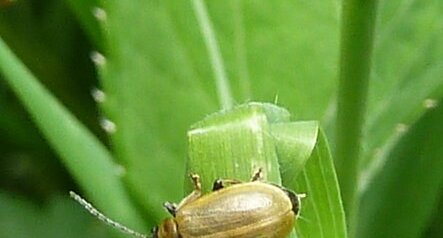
[187,102,347,238]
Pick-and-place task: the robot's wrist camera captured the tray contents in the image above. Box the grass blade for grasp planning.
[361,0,443,190]
[0,37,146,233]
[276,124,348,238]
[356,102,443,238]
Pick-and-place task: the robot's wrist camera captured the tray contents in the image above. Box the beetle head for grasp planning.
[154,218,180,238]
[282,188,305,216]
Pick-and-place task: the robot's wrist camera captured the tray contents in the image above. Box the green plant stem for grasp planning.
[335,0,379,233]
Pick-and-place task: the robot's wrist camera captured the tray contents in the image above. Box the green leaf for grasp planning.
[272,121,318,179]
[356,100,443,238]
[98,1,340,221]
[203,0,340,118]
[423,193,443,238]
[64,0,103,49]
[354,2,443,235]
[98,0,220,221]
[276,126,348,238]
[361,0,443,181]
[2,1,443,237]
[0,91,44,148]
[187,102,347,238]
[0,37,146,233]
[187,102,289,190]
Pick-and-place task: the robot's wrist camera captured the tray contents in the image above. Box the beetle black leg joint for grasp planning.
[150,226,159,238]
[250,167,264,181]
[212,179,224,191]
[163,202,177,216]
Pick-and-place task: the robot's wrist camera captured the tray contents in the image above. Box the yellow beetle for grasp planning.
[71,169,303,238]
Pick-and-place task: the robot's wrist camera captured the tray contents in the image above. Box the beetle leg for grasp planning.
[163,201,178,216]
[212,168,263,191]
[190,173,202,191]
[250,167,263,181]
[176,174,202,210]
[212,179,242,191]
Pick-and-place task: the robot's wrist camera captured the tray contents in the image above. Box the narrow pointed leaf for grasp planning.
[0,37,146,233]
[357,102,443,238]
[275,124,348,238]
[361,0,443,184]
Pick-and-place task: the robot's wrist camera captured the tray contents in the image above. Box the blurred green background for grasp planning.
[0,0,442,238]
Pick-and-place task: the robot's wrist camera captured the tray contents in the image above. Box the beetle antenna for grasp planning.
[295,193,307,219]
[69,191,149,238]
[297,215,311,224]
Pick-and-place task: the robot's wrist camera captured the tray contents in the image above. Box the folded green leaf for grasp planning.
[187,102,287,190]
[273,122,347,238]
[187,102,347,238]
[284,129,347,238]
[272,121,318,179]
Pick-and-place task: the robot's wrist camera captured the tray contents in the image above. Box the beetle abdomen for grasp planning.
[175,182,295,238]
